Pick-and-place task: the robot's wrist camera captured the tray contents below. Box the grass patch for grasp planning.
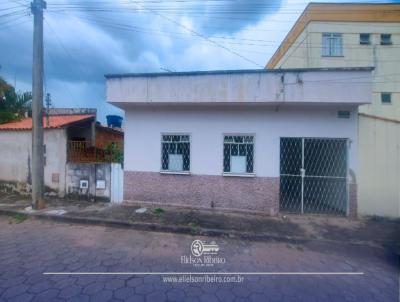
[152,208,165,216]
[188,222,200,235]
[9,213,27,224]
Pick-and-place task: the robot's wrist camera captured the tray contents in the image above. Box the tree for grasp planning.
[0,77,32,124]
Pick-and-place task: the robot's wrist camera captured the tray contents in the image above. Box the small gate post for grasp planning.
[300,138,305,214]
[110,163,124,204]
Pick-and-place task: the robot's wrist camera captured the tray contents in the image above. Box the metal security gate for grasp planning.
[280,138,348,215]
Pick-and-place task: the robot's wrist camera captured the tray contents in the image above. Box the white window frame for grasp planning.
[222,134,255,177]
[322,33,343,57]
[160,133,191,175]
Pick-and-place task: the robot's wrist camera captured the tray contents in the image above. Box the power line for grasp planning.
[0,9,29,19]
[126,0,263,68]
[0,13,30,29]
[7,0,30,8]
[43,36,77,102]
[48,11,400,55]
[48,11,400,47]
[44,17,89,84]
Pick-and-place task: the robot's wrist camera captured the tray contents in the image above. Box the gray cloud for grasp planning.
[191,0,283,34]
[0,0,284,122]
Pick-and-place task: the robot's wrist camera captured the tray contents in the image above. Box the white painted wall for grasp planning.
[107,70,371,105]
[124,105,359,178]
[0,129,67,197]
[358,115,400,217]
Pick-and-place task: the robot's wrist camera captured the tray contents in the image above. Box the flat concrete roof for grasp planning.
[105,67,374,79]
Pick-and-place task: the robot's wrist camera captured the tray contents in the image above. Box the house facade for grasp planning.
[266,3,400,217]
[0,108,123,201]
[106,68,371,216]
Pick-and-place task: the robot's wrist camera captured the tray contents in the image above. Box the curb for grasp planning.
[0,208,390,248]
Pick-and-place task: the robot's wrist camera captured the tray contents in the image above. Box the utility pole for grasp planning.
[31,0,46,209]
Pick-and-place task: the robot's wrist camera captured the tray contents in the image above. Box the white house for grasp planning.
[0,108,123,202]
[106,68,372,216]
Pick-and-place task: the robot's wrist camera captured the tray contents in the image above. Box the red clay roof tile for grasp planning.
[0,115,95,130]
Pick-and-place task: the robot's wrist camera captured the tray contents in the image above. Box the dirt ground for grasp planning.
[1,192,399,252]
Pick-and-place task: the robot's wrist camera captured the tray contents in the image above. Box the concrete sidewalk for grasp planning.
[0,193,399,250]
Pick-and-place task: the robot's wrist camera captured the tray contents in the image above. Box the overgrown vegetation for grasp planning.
[188,222,200,235]
[153,207,165,216]
[9,213,27,224]
[0,77,32,124]
[104,143,123,164]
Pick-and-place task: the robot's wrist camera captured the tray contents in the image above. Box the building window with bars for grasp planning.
[322,33,343,57]
[161,134,190,173]
[223,135,254,175]
[380,34,392,45]
[359,33,371,45]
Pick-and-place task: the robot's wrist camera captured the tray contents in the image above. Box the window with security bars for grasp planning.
[161,134,190,172]
[223,135,254,174]
[380,34,392,45]
[322,33,343,57]
[359,33,371,45]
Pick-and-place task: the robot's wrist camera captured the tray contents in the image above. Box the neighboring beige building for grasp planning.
[266,3,400,217]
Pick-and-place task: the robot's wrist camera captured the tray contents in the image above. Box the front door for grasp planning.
[280,137,348,215]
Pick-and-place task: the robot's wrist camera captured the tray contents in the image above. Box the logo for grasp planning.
[182,240,225,267]
[191,240,219,257]
[191,240,204,257]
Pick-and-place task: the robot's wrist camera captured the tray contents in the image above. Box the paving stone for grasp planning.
[249,293,266,302]
[58,284,82,299]
[54,276,76,289]
[166,288,186,301]
[0,216,397,302]
[1,276,27,288]
[185,286,203,297]
[216,289,235,302]
[68,294,90,302]
[28,281,53,294]
[126,277,143,288]
[7,292,34,302]
[75,275,97,286]
[82,282,104,295]
[114,287,135,300]
[232,286,251,298]
[123,295,145,302]
[1,284,30,299]
[199,293,219,302]
[145,290,167,302]
[135,283,154,295]
[31,289,60,302]
[105,278,125,290]
[90,289,113,302]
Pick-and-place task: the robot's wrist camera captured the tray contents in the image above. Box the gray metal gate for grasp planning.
[280,138,348,215]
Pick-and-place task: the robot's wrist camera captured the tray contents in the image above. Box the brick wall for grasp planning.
[95,126,124,149]
[124,171,279,215]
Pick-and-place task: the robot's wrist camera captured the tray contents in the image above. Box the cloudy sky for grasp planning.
[0,0,394,122]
